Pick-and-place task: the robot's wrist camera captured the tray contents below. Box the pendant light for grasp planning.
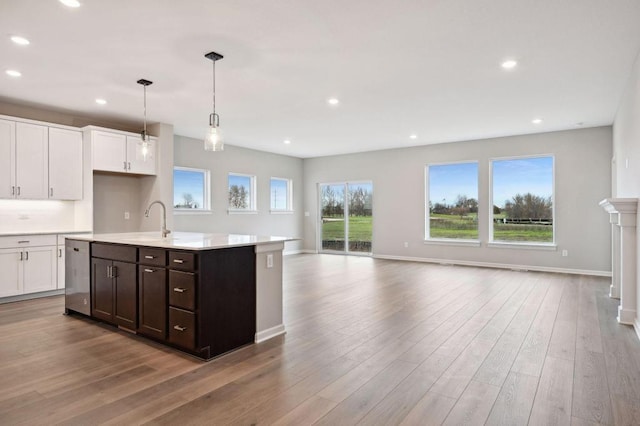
[137,78,152,161]
[204,51,224,151]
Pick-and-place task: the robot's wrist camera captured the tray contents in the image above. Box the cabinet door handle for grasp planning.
[144,268,154,273]
[11,186,15,196]
[111,265,118,277]
[50,188,53,197]
[173,287,186,293]
[107,265,111,278]
[58,248,62,258]
[16,186,20,196]
[19,252,23,261]
[173,325,187,332]
[25,251,29,261]
[144,255,155,259]
[173,259,184,264]
[127,162,131,170]
[123,161,127,170]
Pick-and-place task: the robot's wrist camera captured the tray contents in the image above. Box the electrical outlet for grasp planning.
[304,211,310,217]
[562,250,568,257]
[267,254,274,268]
[124,211,130,220]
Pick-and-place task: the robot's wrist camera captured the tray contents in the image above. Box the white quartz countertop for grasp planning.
[67,231,295,250]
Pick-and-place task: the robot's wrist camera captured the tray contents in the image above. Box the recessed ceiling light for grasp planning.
[10,36,30,46]
[59,0,81,7]
[532,118,543,124]
[409,134,417,140]
[501,60,518,70]
[95,98,107,105]
[327,98,339,105]
[283,139,291,145]
[6,69,21,77]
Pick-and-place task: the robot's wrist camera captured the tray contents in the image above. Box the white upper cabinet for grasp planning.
[92,131,127,173]
[91,130,156,176]
[49,127,83,200]
[0,119,16,199]
[15,122,49,199]
[0,117,84,201]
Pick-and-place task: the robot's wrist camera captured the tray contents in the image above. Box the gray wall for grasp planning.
[303,127,612,274]
[173,135,304,252]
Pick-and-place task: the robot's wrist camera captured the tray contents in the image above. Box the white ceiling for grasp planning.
[1,0,640,158]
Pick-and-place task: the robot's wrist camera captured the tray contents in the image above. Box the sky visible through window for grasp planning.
[174,169,204,208]
[493,157,553,208]
[229,174,251,191]
[270,179,288,210]
[429,162,478,205]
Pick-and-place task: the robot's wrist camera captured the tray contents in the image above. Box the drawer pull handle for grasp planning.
[144,268,154,273]
[173,325,187,332]
[18,240,30,244]
[144,255,155,259]
[73,248,79,252]
[173,259,184,264]
[173,287,186,293]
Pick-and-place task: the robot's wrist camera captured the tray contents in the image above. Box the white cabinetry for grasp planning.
[57,235,66,289]
[0,235,57,297]
[0,119,16,199]
[0,117,83,200]
[91,130,156,175]
[16,122,49,199]
[49,127,83,200]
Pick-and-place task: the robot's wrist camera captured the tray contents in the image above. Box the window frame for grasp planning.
[228,172,257,214]
[488,154,556,248]
[173,166,211,214]
[270,177,293,214]
[424,160,481,246]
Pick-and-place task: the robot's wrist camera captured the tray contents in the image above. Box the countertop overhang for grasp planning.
[67,231,296,250]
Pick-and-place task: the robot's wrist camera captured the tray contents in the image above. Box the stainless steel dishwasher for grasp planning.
[65,239,90,315]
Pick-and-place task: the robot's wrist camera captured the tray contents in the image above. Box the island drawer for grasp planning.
[169,307,195,349]
[169,270,196,310]
[139,247,167,267]
[169,251,196,271]
[92,243,137,262]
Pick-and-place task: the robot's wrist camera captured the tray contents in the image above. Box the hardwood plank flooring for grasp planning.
[0,254,639,425]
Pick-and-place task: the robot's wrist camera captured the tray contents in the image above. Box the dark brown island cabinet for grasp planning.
[69,240,257,360]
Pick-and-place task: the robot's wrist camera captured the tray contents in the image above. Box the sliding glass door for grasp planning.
[319,182,373,254]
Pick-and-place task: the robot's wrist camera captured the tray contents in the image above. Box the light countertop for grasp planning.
[67,231,295,250]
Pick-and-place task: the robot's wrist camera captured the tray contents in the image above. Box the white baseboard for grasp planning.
[618,307,636,325]
[255,324,286,343]
[283,249,317,256]
[0,289,64,304]
[372,254,612,277]
[634,318,640,342]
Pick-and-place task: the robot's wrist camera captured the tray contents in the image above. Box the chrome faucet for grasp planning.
[144,200,171,238]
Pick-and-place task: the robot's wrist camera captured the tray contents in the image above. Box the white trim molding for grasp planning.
[255,324,286,343]
[373,254,611,277]
[634,318,640,342]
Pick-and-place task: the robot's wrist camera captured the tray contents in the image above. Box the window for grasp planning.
[228,173,256,212]
[270,177,293,212]
[426,162,479,241]
[491,156,554,244]
[173,167,210,211]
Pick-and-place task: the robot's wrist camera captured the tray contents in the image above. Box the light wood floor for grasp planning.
[1,255,639,425]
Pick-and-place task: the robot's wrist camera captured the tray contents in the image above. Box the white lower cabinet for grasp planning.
[57,235,65,289]
[0,235,57,297]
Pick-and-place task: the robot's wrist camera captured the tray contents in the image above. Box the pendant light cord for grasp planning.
[212,60,216,125]
[143,84,147,139]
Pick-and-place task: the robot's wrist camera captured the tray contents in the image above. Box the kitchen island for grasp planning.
[65,232,292,360]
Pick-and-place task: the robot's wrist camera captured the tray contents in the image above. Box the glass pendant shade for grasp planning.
[204,113,223,151]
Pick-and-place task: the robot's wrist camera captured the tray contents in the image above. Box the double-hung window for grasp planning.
[270,177,293,213]
[228,173,257,213]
